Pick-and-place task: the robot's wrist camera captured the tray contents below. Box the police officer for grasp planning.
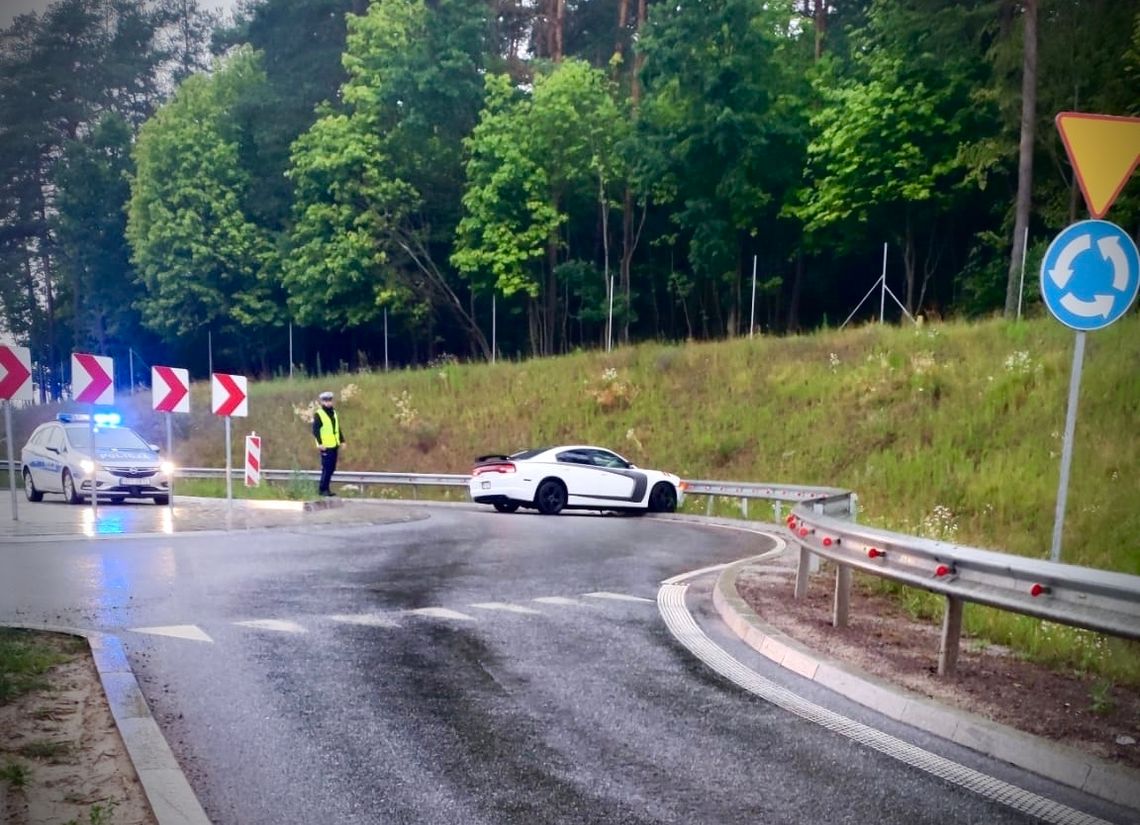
[313,391,345,496]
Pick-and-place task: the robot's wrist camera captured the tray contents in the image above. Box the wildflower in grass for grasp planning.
[391,390,418,428]
[1003,350,1036,375]
[626,428,644,452]
[293,400,318,423]
[828,352,840,370]
[919,505,959,541]
[339,383,359,402]
[589,368,637,411]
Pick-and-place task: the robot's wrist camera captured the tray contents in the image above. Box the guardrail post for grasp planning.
[938,596,964,677]
[794,544,811,600]
[833,563,851,628]
[740,497,748,519]
[706,496,714,516]
[849,493,858,522]
[773,502,782,522]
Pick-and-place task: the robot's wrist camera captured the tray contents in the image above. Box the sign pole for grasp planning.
[384,309,389,372]
[1050,332,1085,563]
[5,401,16,521]
[492,294,497,364]
[89,409,98,520]
[166,412,175,511]
[224,416,233,509]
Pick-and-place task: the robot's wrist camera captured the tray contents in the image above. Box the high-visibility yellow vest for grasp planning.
[315,408,340,448]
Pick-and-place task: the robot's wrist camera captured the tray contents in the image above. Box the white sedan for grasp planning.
[469,445,685,515]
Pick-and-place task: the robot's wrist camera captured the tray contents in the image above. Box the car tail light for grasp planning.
[473,462,516,476]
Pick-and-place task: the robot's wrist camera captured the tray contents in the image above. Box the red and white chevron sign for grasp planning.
[0,345,32,402]
[152,366,190,413]
[211,372,248,417]
[72,352,114,405]
[245,433,261,487]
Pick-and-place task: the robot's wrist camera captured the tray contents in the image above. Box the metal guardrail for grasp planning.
[9,460,1138,676]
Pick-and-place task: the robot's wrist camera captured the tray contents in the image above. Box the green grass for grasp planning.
[12,315,1140,681]
[0,761,29,788]
[0,630,83,705]
[18,740,71,762]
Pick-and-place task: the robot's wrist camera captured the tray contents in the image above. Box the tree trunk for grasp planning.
[545,196,559,355]
[903,222,916,316]
[1004,0,1037,318]
[813,0,826,60]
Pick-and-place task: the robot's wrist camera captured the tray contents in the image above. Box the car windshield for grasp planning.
[65,425,151,451]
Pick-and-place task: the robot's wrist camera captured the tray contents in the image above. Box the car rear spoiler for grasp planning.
[475,454,513,463]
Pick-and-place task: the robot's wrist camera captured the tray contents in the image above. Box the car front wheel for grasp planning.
[23,469,43,502]
[62,470,83,504]
[534,479,567,515]
[648,482,677,513]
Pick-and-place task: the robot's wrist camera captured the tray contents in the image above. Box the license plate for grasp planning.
[481,481,491,489]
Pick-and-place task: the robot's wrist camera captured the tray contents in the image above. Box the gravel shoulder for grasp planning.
[733,560,1140,773]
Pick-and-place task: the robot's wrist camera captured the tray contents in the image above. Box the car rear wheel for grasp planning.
[534,479,567,515]
[648,482,677,513]
[23,469,43,502]
[62,470,83,504]
[492,501,519,513]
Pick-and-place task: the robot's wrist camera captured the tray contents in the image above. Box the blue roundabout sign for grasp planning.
[1040,220,1139,331]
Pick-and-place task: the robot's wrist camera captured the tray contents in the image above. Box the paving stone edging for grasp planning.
[9,624,211,825]
[713,556,1140,812]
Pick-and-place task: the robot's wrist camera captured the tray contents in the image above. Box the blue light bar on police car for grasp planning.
[93,412,121,427]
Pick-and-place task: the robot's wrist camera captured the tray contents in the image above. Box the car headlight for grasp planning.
[79,459,95,474]
[160,461,175,475]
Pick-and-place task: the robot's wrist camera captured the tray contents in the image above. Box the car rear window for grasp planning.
[510,448,547,460]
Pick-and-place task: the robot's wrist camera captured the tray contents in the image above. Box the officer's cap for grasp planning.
[319,391,335,401]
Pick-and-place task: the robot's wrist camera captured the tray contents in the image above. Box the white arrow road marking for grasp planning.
[234,619,307,633]
[1098,236,1131,291]
[1049,233,1090,289]
[582,591,654,603]
[130,624,214,643]
[1060,292,1114,318]
[407,607,476,621]
[532,596,586,606]
[469,602,542,615]
[328,613,401,628]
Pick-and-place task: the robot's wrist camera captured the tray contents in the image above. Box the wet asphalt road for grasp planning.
[0,502,1128,825]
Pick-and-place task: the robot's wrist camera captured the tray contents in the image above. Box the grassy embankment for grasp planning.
[10,315,1140,683]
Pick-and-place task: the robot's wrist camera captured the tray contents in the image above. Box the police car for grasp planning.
[469,445,684,515]
[20,413,173,504]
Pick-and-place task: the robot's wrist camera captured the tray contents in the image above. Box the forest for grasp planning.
[1,0,1137,392]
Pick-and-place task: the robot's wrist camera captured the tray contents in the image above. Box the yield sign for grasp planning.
[211,373,248,417]
[1056,112,1140,218]
[0,345,32,402]
[152,366,190,413]
[72,353,114,405]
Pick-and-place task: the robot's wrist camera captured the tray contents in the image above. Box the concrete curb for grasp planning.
[713,555,1140,813]
[8,624,211,825]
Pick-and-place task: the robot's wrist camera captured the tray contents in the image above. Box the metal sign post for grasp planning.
[1039,219,1139,561]
[749,255,757,339]
[89,411,98,520]
[166,413,175,513]
[224,416,233,508]
[211,372,248,512]
[5,401,16,521]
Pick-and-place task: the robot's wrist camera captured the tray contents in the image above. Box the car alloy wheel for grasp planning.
[62,470,83,504]
[648,482,677,513]
[23,469,43,502]
[534,479,567,515]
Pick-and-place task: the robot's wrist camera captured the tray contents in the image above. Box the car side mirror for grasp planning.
[149,443,160,452]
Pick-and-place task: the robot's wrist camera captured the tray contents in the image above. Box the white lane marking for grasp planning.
[582,591,654,603]
[532,596,586,606]
[328,613,401,628]
[407,607,476,621]
[657,583,1110,825]
[130,624,214,643]
[662,536,787,585]
[234,619,307,633]
[470,602,542,615]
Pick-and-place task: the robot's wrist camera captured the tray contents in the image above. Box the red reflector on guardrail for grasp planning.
[822,537,833,547]
[867,548,884,559]
[934,565,952,577]
[1030,583,1051,597]
[798,527,810,538]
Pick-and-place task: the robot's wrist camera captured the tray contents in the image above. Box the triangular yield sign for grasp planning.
[1056,112,1140,218]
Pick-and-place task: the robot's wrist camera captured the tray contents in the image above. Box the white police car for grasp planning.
[469,445,685,515]
[20,413,173,505]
